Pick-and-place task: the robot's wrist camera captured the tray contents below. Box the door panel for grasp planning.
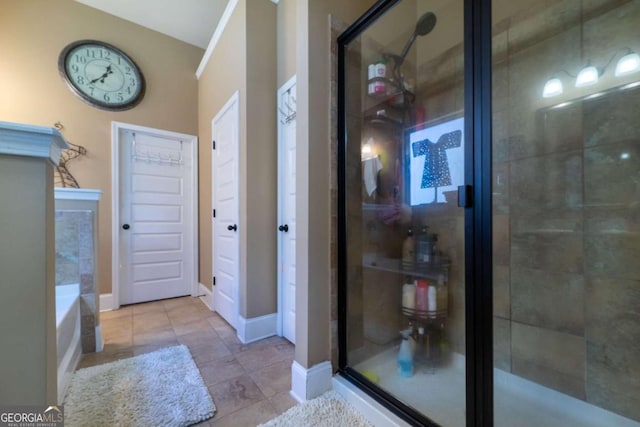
[120,130,194,305]
[213,92,240,327]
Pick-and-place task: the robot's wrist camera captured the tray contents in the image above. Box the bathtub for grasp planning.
[56,284,82,403]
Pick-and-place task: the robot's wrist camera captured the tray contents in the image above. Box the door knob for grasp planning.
[227,224,237,232]
[278,224,289,232]
[122,224,130,230]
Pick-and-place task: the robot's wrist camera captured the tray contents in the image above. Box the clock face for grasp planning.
[58,40,145,111]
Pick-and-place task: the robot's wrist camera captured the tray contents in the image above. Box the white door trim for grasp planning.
[111,121,199,309]
[211,90,240,327]
[277,75,296,338]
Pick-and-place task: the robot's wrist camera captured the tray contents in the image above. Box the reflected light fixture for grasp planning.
[575,65,599,87]
[543,78,563,97]
[615,51,640,77]
[361,137,374,160]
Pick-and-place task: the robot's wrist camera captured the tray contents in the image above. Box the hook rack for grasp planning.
[131,132,183,165]
[279,87,296,124]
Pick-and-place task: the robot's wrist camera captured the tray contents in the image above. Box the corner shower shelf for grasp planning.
[363,255,449,281]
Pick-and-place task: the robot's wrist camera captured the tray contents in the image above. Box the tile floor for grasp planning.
[80,296,297,426]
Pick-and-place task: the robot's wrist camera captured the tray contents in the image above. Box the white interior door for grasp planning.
[212,92,240,328]
[119,129,194,305]
[278,78,296,343]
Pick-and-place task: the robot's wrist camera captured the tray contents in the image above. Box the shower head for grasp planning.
[415,12,437,36]
[398,11,437,63]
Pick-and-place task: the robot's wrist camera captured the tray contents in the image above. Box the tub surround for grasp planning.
[55,188,102,354]
[55,284,81,401]
[0,121,68,405]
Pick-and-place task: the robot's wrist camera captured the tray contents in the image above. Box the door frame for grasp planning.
[111,121,199,309]
[211,91,241,327]
[276,75,296,338]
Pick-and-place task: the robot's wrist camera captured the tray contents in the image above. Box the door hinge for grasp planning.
[212,140,216,150]
[213,209,216,218]
[213,276,216,286]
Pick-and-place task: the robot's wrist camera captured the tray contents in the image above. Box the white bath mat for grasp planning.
[258,391,373,427]
[64,345,215,427]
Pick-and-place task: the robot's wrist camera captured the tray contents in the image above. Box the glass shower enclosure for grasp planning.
[337,0,640,426]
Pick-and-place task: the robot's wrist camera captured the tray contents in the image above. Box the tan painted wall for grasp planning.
[0,156,57,404]
[277,0,297,87]
[198,0,247,296]
[246,1,278,317]
[198,0,277,319]
[295,0,375,368]
[0,0,203,295]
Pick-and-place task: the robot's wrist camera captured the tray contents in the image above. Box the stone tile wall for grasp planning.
[55,210,97,353]
[492,0,640,421]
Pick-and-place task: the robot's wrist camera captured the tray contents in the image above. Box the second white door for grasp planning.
[278,78,297,343]
[212,92,240,328]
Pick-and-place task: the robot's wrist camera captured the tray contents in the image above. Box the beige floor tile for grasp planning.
[177,330,220,347]
[188,341,233,365]
[133,311,172,334]
[162,296,195,310]
[198,356,246,387]
[101,316,132,334]
[207,374,266,419]
[210,399,278,427]
[99,306,132,321]
[269,391,297,414]
[249,359,292,398]
[206,314,231,329]
[133,326,176,346]
[235,346,291,373]
[131,300,166,315]
[171,318,215,336]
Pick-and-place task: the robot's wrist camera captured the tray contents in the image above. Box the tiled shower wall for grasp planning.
[55,210,97,353]
[492,0,640,421]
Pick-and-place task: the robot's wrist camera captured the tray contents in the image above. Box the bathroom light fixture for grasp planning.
[543,78,563,97]
[575,65,600,87]
[615,51,640,77]
[361,137,374,160]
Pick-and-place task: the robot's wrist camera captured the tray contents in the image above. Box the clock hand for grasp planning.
[90,65,114,84]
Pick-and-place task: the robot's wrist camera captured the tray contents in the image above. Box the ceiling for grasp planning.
[74,0,229,49]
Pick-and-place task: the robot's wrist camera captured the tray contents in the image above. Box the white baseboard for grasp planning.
[333,375,409,427]
[198,283,213,310]
[236,313,277,344]
[99,293,114,312]
[290,360,333,403]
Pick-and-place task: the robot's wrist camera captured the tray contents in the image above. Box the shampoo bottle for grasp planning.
[402,228,415,268]
[397,329,414,378]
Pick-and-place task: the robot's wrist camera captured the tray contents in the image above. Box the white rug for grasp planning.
[258,391,373,427]
[64,345,215,427]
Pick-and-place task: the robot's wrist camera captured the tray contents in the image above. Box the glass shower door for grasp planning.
[492,0,640,425]
[339,0,466,425]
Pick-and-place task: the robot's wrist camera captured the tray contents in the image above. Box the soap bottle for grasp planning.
[415,279,429,313]
[401,280,416,311]
[416,226,429,267]
[397,329,414,378]
[402,228,415,269]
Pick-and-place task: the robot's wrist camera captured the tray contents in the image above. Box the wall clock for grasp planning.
[58,40,145,111]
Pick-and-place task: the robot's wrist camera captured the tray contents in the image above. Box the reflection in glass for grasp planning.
[492,0,640,426]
